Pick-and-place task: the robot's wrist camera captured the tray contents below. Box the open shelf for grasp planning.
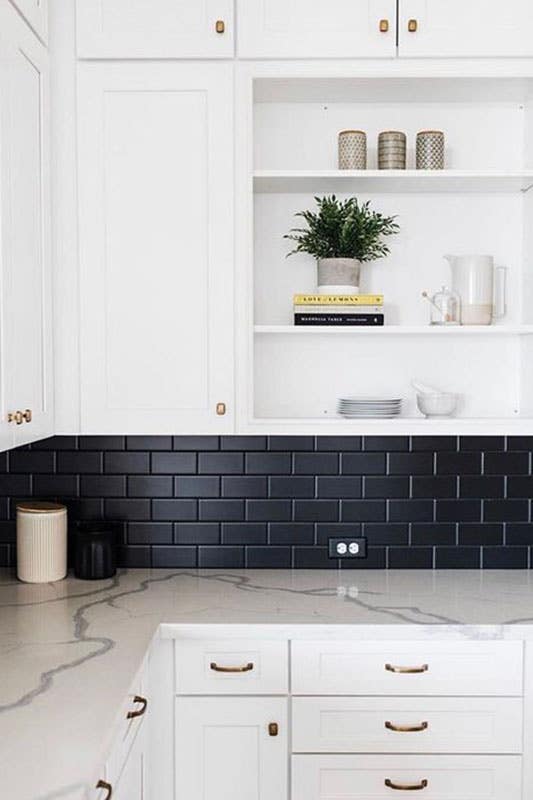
[246,416,533,436]
[255,325,533,336]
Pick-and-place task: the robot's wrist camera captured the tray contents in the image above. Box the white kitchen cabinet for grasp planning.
[0,5,53,452]
[112,722,147,800]
[76,0,234,59]
[176,697,288,800]
[8,0,48,43]
[77,62,234,434]
[237,0,396,59]
[399,0,533,58]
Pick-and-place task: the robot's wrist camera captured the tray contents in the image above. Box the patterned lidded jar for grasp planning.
[378,131,407,170]
[16,501,67,583]
[338,130,367,170]
[416,130,445,170]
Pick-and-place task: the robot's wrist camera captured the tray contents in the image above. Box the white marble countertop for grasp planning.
[3,568,533,800]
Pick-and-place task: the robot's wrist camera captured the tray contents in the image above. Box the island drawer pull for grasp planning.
[96,779,113,799]
[126,695,148,719]
[385,663,429,674]
[385,721,428,733]
[385,779,428,791]
[210,661,254,673]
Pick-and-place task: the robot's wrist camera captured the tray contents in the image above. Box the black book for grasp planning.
[294,313,385,326]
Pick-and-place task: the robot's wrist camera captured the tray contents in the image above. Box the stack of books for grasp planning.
[293,294,384,326]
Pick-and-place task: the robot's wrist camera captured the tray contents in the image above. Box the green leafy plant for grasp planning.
[284,195,399,262]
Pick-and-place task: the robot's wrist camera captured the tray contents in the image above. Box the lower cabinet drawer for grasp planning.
[105,666,149,786]
[292,697,523,754]
[292,754,522,800]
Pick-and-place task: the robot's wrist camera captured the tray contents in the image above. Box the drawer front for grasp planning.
[175,639,288,694]
[292,754,522,800]
[291,641,523,696]
[292,697,523,754]
[105,667,149,786]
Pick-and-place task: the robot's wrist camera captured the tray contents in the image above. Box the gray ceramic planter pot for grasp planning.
[317,258,361,294]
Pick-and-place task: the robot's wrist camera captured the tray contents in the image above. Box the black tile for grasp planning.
[198,546,245,568]
[198,452,243,474]
[245,546,291,568]
[506,524,533,545]
[104,499,151,521]
[364,436,409,451]
[411,436,457,452]
[460,436,505,451]
[484,451,529,475]
[0,475,31,495]
[126,436,172,450]
[508,477,533,498]
[292,547,331,568]
[128,476,173,497]
[152,546,197,568]
[484,499,529,523]
[152,499,198,521]
[104,452,150,475]
[437,452,481,475]
[117,545,151,567]
[32,475,77,497]
[80,436,125,450]
[128,522,173,544]
[412,476,456,499]
[388,547,433,569]
[175,523,220,545]
[151,453,196,474]
[388,453,433,475]
[32,436,78,450]
[364,477,409,499]
[199,499,244,522]
[435,547,480,569]
[341,500,386,522]
[317,476,362,498]
[0,521,15,542]
[340,547,387,569]
[436,499,481,522]
[316,522,362,545]
[293,453,338,475]
[173,436,219,451]
[460,476,504,499]
[363,523,408,546]
[341,453,385,475]
[458,523,503,546]
[507,436,533,451]
[294,500,339,522]
[221,436,267,451]
[245,453,291,475]
[246,499,292,521]
[389,500,433,522]
[270,523,314,545]
[0,498,8,519]
[269,476,314,498]
[57,451,102,474]
[68,498,103,520]
[268,436,314,451]
[222,476,266,498]
[222,523,267,545]
[411,523,456,546]
[316,436,361,451]
[9,451,55,473]
[176,476,220,498]
[0,543,10,567]
[80,476,126,497]
[483,546,528,569]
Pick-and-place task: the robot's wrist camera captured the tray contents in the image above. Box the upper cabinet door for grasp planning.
[8,0,48,44]
[237,0,397,58]
[77,63,234,434]
[399,0,533,58]
[76,0,234,58]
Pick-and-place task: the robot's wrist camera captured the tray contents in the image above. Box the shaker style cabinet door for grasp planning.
[76,0,234,58]
[399,0,533,58]
[77,63,234,434]
[8,0,48,43]
[237,0,397,58]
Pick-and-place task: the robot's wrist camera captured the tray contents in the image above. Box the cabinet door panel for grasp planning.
[78,63,234,433]
[8,0,48,43]
[77,0,234,58]
[399,0,533,58]
[238,0,396,58]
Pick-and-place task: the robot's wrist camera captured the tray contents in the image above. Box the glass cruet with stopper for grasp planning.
[422,286,460,326]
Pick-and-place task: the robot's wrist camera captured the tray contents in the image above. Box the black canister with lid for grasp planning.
[74,528,117,580]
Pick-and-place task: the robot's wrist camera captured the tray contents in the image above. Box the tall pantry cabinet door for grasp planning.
[237,0,397,58]
[76,0,234,58]
[176,697,288,800]
[399,0,533,57]
[8,0,48,43]
[77,63,234,434]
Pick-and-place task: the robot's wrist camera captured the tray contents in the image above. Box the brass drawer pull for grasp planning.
[385,779,428,791]
[379,19,389,32]
[408,18,418,32]
[385,721,428,733]
[96,780,113,799]
[385,663,428,674]
[7,411,23,425]
[22,409,32,423]
[268,722,279,736]
[216,402,227,416]
[215,19,225,34]
[210,661,254,673]
[126,695,148,719]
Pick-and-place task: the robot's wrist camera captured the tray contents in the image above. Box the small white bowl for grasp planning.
[416,392,458,418]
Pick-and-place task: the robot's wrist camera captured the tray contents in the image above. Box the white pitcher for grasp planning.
[444,254,506,325]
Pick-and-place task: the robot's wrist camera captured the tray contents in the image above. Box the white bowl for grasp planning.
[416,392,458,418]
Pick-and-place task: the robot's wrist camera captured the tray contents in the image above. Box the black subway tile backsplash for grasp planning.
[1,434,532,570]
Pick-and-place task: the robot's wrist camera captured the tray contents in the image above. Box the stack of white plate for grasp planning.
[337,396,403,419]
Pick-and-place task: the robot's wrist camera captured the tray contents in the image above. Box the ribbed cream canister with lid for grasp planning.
[16,501,67,583]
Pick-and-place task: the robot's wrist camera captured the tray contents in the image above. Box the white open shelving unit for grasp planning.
[237,67,533,434]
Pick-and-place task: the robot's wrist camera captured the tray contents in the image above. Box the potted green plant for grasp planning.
[285,195,399,294]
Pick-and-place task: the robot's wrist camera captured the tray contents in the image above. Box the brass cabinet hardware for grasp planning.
[210,661,254,673]
[216,402,227,416]
[385,663,428,674]
[215,19,225,34]
[7,411,24,425]
[22,409,32,423]
[268,722,279,737]
[96,780,113,799]
[126,695,148,720]
[385,779,428,791]
[379,19,389,33]
[408,18,418,32]
[385,721,428,733]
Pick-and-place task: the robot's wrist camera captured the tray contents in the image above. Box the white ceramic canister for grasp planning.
[444,254,500,325]
[338,130,367,170]
[16,501,67,583]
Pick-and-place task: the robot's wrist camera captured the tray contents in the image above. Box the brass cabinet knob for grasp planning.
[215,19,225,34]
[96,780,113,799]
[408,18,418,32]
[126,695,148,720]
[268,722,279,737]
[216,402,227,416]
[7,411,23,425]
[22,409,32,423]
[379,19,389,33]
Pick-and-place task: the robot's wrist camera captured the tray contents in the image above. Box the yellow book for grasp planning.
[293,294,384,306]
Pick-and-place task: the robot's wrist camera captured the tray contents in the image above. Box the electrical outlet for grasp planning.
[328,536,367,559]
